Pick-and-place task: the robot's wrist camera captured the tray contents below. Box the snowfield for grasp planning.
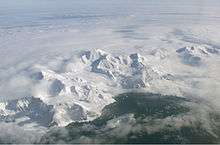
[0,0,220,143]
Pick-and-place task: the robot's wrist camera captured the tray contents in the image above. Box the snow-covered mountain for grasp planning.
[0,96,54,126]
[1,45,219,131]
[82,49,170,88]
[176,45,219,66]
[0,48,183,129]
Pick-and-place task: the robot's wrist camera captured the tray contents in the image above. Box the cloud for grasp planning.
[0,75,34,101]
[0,123,43,144]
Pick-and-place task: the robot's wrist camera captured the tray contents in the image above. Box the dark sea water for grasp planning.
[41,92,220,144]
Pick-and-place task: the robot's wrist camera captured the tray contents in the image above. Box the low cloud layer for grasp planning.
[0,123,43,144]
